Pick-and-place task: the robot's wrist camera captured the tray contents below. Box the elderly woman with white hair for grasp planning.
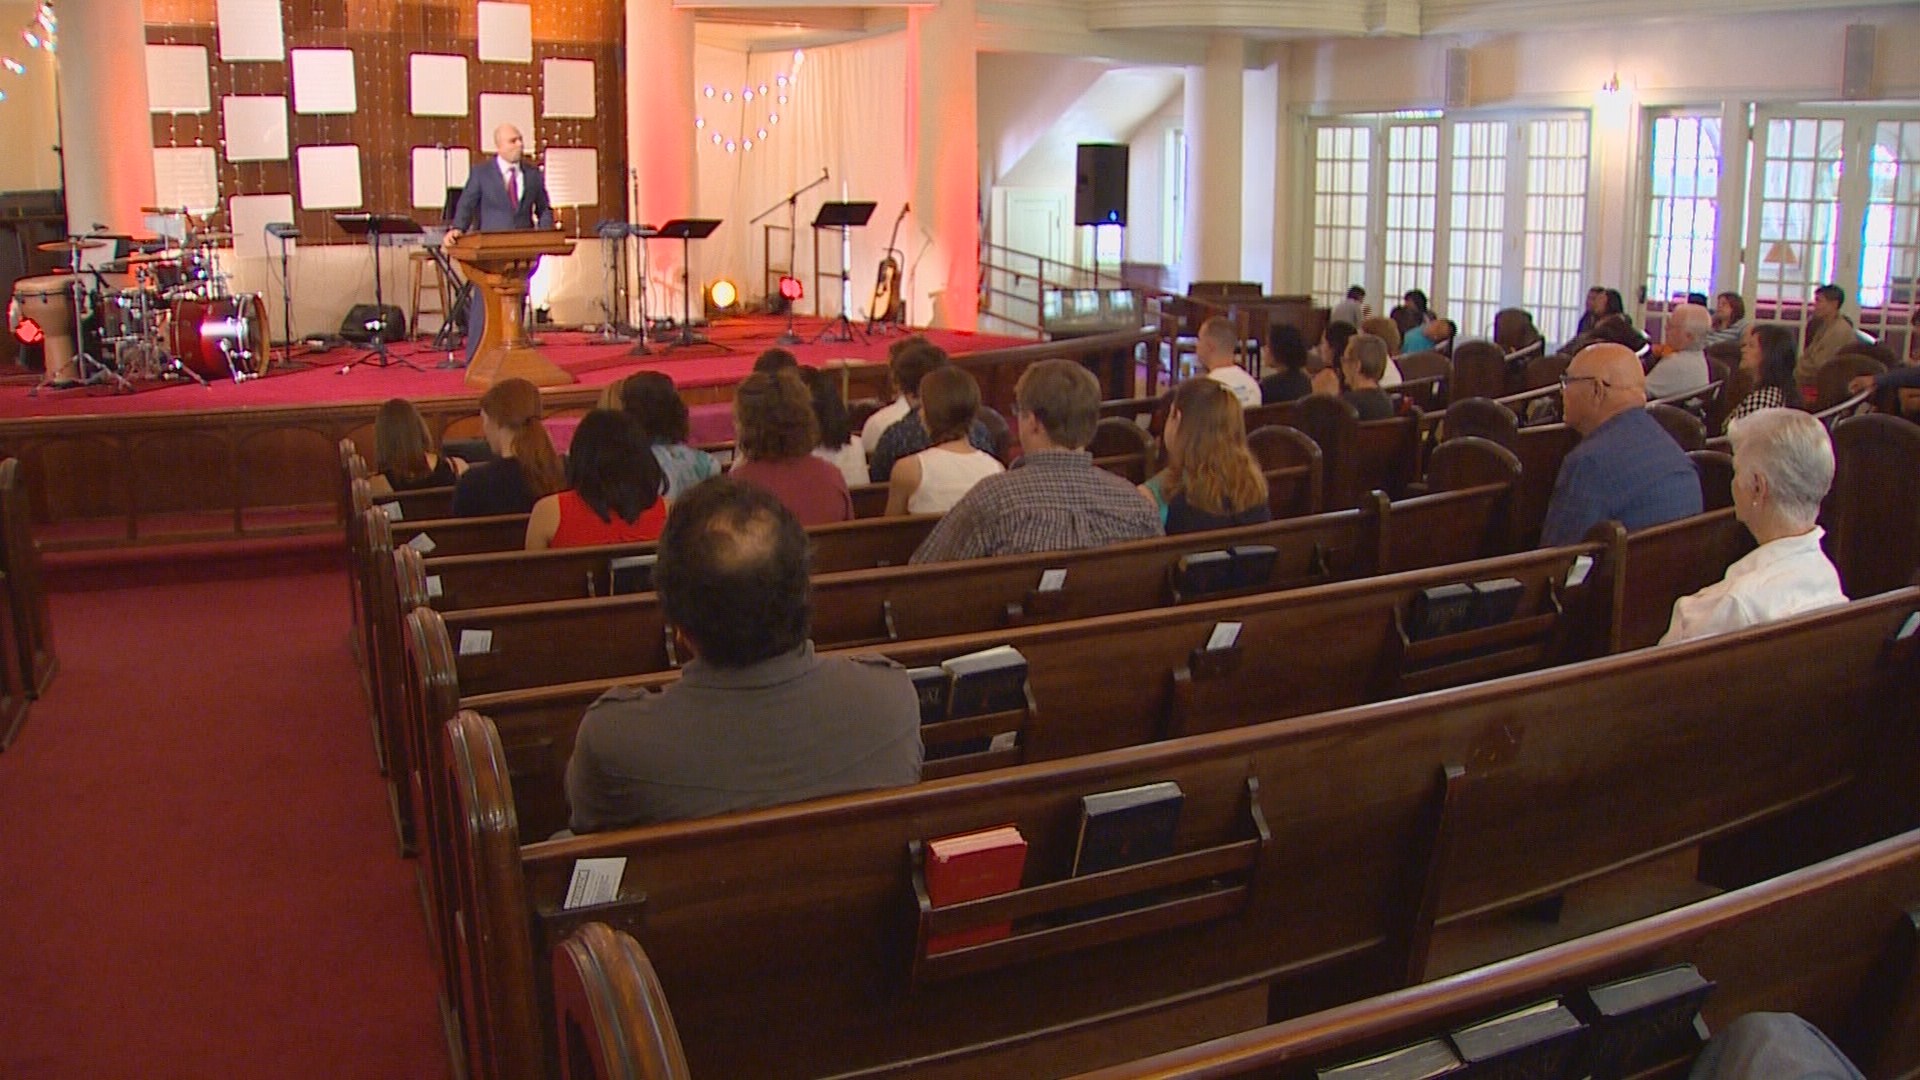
[1660,408,1847,644]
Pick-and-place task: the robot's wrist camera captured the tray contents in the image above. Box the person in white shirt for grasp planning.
[1646,302,1713,401]
[885,365,1004,515]
[1660,408,1847,645]
[1330,286,1366,330]
[859,338,940,454]
[1195,316,1262,408]
[800,366,869,488]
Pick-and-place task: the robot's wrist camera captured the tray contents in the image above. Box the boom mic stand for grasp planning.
[751,167,831,346]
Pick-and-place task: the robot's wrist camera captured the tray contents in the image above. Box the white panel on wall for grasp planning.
[215,0,285,61]
[477,2,533,64]
[229,193,296,259]
[478,93,538,153]
[152,147,219,213]
[543,147,598,207]
[542,59,596,118]
[222,96,289,161]
[410,54,470,116]
[290,49,358,114]
[146,45,212,114]
[295,145,365,210]
[411,147,474,210]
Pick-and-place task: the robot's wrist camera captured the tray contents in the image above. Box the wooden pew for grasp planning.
[0,458,39,748]
[558,828,1920,1080]
[371,485,456,523]
[440,587,1920,1080]
[1825,412,1920,599]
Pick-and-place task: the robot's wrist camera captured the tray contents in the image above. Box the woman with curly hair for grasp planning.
[729,369,853,524]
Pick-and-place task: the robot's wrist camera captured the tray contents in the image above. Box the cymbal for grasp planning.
[122,251,182,265]
[191,230,233,243]
[37,238,107,253]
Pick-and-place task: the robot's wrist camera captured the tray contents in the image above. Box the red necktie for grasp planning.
[506,167,520,208]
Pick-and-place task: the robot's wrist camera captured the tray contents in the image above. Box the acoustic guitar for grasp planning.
[869,203,908,327]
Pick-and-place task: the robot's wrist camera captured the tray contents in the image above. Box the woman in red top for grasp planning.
[525,409,670,550]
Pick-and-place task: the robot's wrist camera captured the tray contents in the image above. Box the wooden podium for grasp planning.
[447,228,578,388]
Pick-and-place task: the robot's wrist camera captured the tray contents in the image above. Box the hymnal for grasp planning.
[907,665,952,725]
[923,824,1027,955]
[942,645,1028,718]
[1408,583,1478,640]
[1447,999,1585,1080]
[1580,964,1713,1080]
[608,554,657,595]
[1173,550,1236,595]
[1071,781,1183,877]
[1471,577,1526,626]
[1318,1038,1462,1080]
[1228,544,1278,589]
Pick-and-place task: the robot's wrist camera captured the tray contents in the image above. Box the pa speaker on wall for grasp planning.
[1075,143,1129,227]
[1444,48,1472,109]
[1843,24,1878,100]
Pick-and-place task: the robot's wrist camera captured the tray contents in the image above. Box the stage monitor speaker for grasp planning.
[1445,48,1472,109]
[1075,144,1129,227]
[339,304,408,344]
[1843,24,1878,100]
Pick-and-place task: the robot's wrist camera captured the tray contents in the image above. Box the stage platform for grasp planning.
[0,316,1027,420]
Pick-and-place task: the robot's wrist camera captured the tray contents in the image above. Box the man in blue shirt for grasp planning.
[1540,343,1703,547]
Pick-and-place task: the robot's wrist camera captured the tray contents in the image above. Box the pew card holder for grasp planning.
[1162,640,1246,740]
[536,887,650,957]
[905,776,1270,988]
[834,598,901,650]
[920,681,1035,781]
[1384,584,1566,698]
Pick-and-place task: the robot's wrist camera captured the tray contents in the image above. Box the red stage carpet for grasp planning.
[0,316,1032,419]
[0,554,449,1079]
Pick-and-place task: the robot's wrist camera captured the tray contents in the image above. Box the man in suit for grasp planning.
[444,124,555,363]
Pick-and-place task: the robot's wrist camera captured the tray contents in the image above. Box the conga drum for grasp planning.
[9,275,79,382]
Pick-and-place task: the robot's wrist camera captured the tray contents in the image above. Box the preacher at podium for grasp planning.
[444,123,555,363]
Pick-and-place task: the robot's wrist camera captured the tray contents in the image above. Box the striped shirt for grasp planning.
[909,449,1163,563]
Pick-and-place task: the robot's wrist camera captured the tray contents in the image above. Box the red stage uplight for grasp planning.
[778,275,804,301]
[12,316,42,344]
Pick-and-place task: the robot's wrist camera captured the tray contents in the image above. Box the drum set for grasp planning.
[6,207,270,394]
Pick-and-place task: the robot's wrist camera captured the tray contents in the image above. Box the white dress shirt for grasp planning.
[1646,348,1711,401]
[1207,364,1263,408]
[1659,526,1846,645]
[860,398,912,454]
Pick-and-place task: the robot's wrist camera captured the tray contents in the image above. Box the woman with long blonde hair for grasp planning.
[1139,378,1271,535]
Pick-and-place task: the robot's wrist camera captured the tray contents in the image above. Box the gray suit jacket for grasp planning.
[453,157,555,232]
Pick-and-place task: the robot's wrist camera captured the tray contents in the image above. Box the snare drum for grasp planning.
[10,274,80,382]
[169,293,269,380]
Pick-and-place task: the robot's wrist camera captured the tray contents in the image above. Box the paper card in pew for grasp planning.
[1173,550,1236,595]
[1228,544,1278,589]
[1408,583,1478,640]
[608,554,657,596]
[907,666,953,724]
[1471,577,1526,626]
[1071,781,1183,877]
[1317,1038,1463,1080]
[1446,999,1585,1080]
[923,824,1028,955]
[1578,964,1714,1080]
[941,645,1029,718]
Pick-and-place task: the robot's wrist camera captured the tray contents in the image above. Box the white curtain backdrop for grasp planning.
[688,33,924,324]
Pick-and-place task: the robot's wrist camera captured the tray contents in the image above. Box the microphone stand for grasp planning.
[752,167,830,345]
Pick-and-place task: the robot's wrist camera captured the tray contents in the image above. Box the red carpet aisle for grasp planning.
[0,559,448,1079]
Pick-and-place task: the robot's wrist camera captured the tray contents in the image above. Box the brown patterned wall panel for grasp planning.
[143,0,626,247]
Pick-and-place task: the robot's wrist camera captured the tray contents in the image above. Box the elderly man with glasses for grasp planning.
[1539,343,1703,547]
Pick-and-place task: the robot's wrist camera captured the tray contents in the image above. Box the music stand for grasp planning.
[656,218,724,351]
[334,212,425,372]
[812,201,876,344]
[628,223,661,356]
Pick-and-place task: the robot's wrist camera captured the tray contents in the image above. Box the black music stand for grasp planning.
[811,201,876,344]
[627,223,661,356]
[656,218,723,351]
[334,212,424,372]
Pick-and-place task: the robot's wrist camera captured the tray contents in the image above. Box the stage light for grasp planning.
[705,278,740,317]
[778,276,804,302]
[12,316,42,345]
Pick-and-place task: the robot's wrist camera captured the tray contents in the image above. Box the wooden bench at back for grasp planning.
[439,586,1920,1080]
[556,825,1920,1080]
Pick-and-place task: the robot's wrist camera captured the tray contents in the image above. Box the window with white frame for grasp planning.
[1310,124,1371,307]
[1522,117,1591,346]
[1645,112,1721,305]
[1446,120,1511,344]
[1383,123,1439,304]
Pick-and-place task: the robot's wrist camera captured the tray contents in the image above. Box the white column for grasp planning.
[1181,34,1244,286]
[907,0,979,331]
[626,0,697,317]
[56,0,155,235]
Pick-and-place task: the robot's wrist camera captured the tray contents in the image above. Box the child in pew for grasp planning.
[369,397,467,495]
[1137,378,1271,535]
[451,378,566,517]
[802,366,870,489]
[885,366,1003,516]
[525,409,669,551]
[613,372,720,498]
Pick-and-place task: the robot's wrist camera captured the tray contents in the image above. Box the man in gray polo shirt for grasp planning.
[565,479,922,832]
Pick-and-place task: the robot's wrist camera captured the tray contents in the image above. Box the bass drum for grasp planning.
[169,294,269,380]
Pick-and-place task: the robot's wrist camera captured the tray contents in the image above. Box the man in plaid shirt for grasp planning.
[910,359,1162,563]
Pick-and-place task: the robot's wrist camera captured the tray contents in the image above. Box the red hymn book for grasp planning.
[923,824,1029,955]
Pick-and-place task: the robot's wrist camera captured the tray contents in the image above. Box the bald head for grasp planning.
[494,124,525,164]
[1563,343,1647,434]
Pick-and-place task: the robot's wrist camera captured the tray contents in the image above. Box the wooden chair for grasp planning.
[1825,413,1920,598]
[1395,350,1451,411]
[1441,397,1519,451]
[1450,340,1511,402]
[1292,394,1362,508]
[1246,425,1323,519]
[1087,416,1156,484]
[1647,402,1708,452]
[1689,449,1736,512]
[1814,351,1887,414]
[1704,366,1755,438]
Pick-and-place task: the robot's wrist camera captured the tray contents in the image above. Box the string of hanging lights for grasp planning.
[0,2,56,105]
[695,48,802,155]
